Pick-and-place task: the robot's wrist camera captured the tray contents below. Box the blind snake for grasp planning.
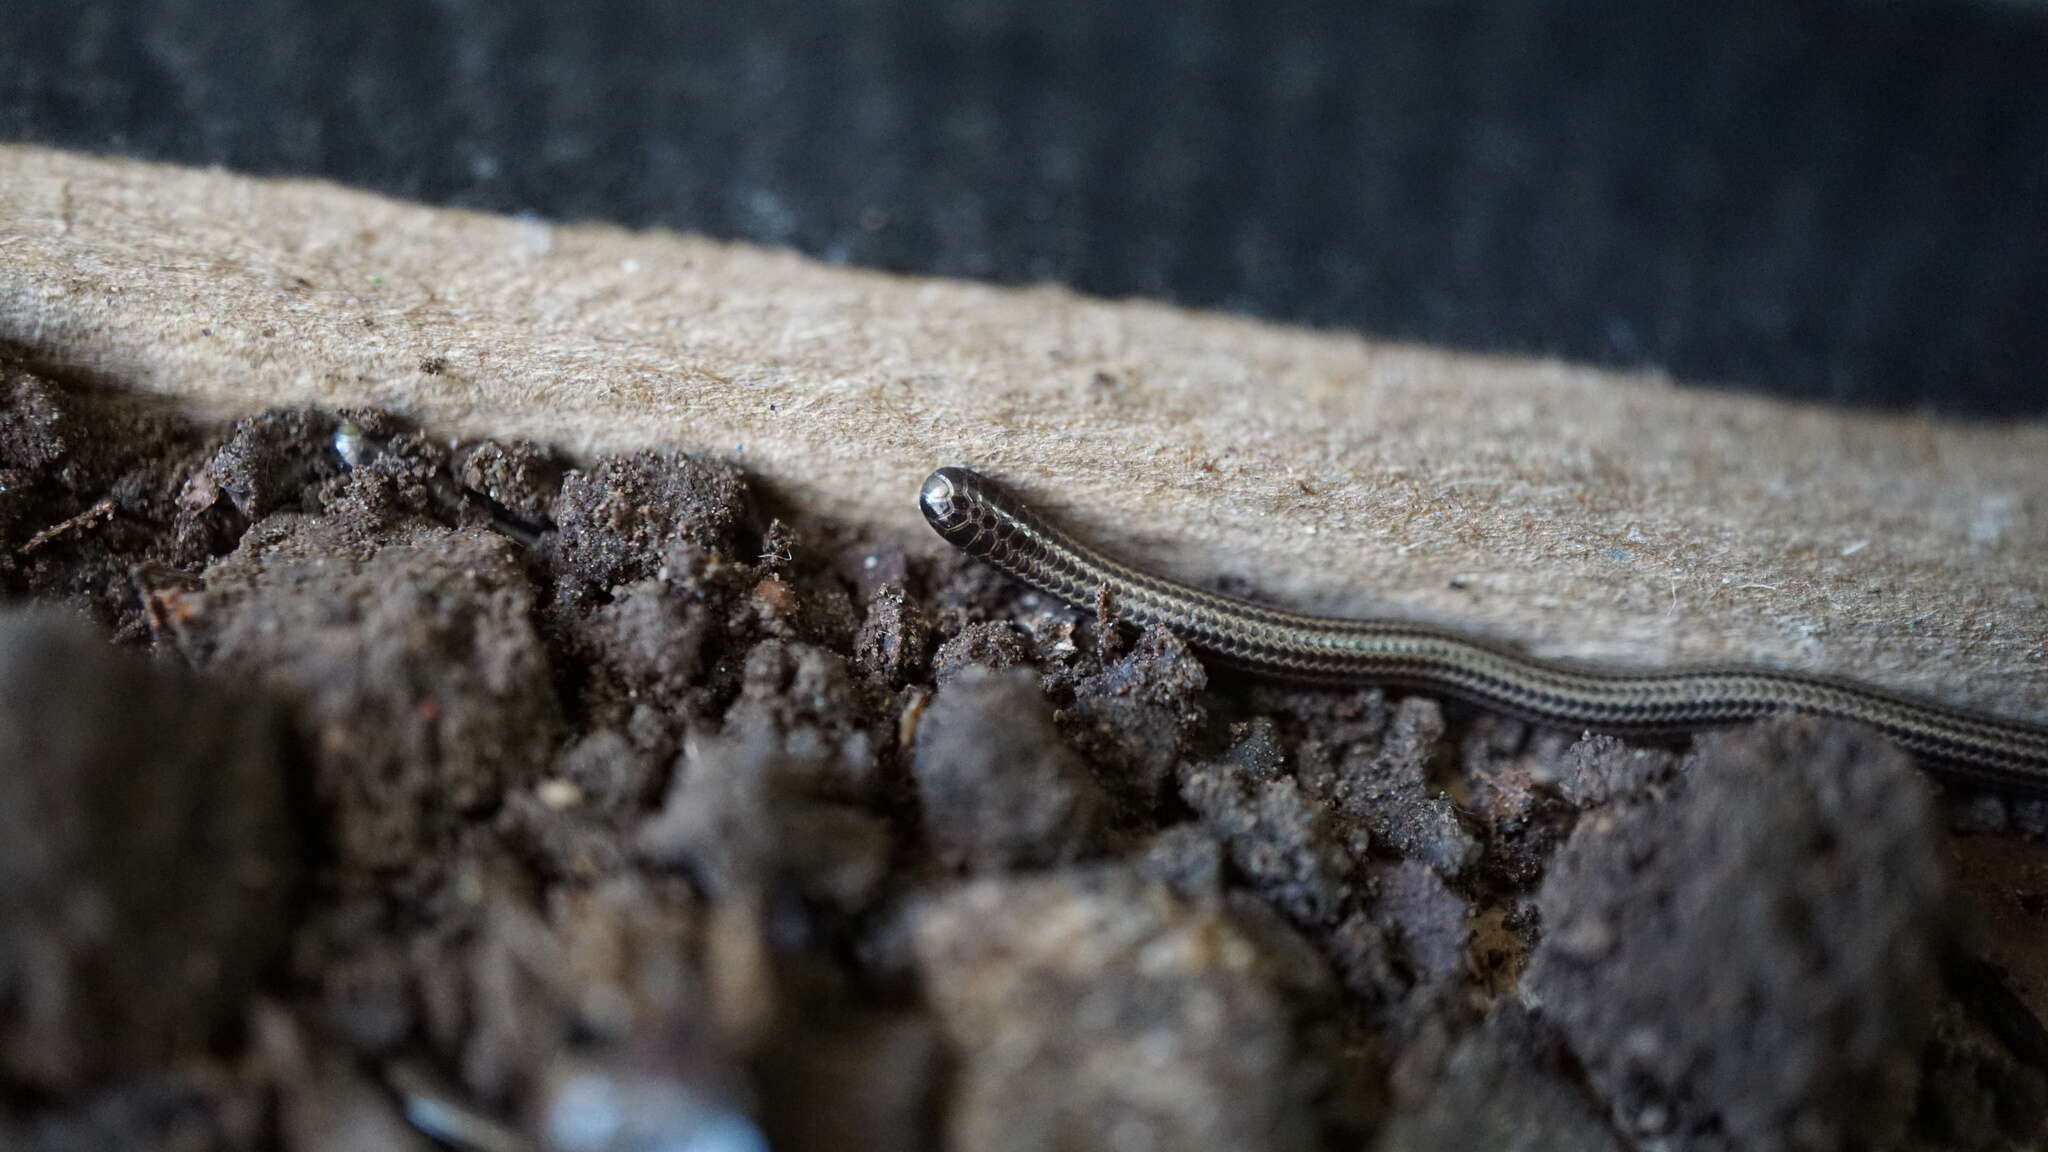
[919,466,2048,792]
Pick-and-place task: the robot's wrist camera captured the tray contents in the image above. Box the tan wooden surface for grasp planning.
[3,143,2044,717]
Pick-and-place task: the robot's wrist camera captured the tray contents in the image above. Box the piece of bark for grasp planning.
[1,143,2043,718]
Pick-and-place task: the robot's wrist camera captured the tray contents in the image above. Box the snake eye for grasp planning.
[919,469,960,522]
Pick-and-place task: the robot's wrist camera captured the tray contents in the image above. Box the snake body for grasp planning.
[918,466,2048,791]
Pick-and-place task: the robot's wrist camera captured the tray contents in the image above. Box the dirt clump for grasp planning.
[169,518,559,876]
[1527,718,1949,1151]
[911,665,1107,871]
[1373,1002,1622,1152]
[0,609,298,1093]
[912,869,1326,1152]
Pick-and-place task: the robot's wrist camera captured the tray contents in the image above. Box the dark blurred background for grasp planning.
[6,0,2046,415]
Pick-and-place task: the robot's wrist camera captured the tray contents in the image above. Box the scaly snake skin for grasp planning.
[919,466,2048,791]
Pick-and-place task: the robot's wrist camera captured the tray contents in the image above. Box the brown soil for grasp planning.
[3,348,2045,1152]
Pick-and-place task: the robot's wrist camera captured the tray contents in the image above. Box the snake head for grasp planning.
[919,467,971,533]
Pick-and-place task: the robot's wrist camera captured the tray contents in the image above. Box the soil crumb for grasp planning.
[1527,719,1948,1150]
[0,609,297,1094]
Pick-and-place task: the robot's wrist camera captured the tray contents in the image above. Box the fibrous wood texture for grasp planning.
[2,143,2044,717]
